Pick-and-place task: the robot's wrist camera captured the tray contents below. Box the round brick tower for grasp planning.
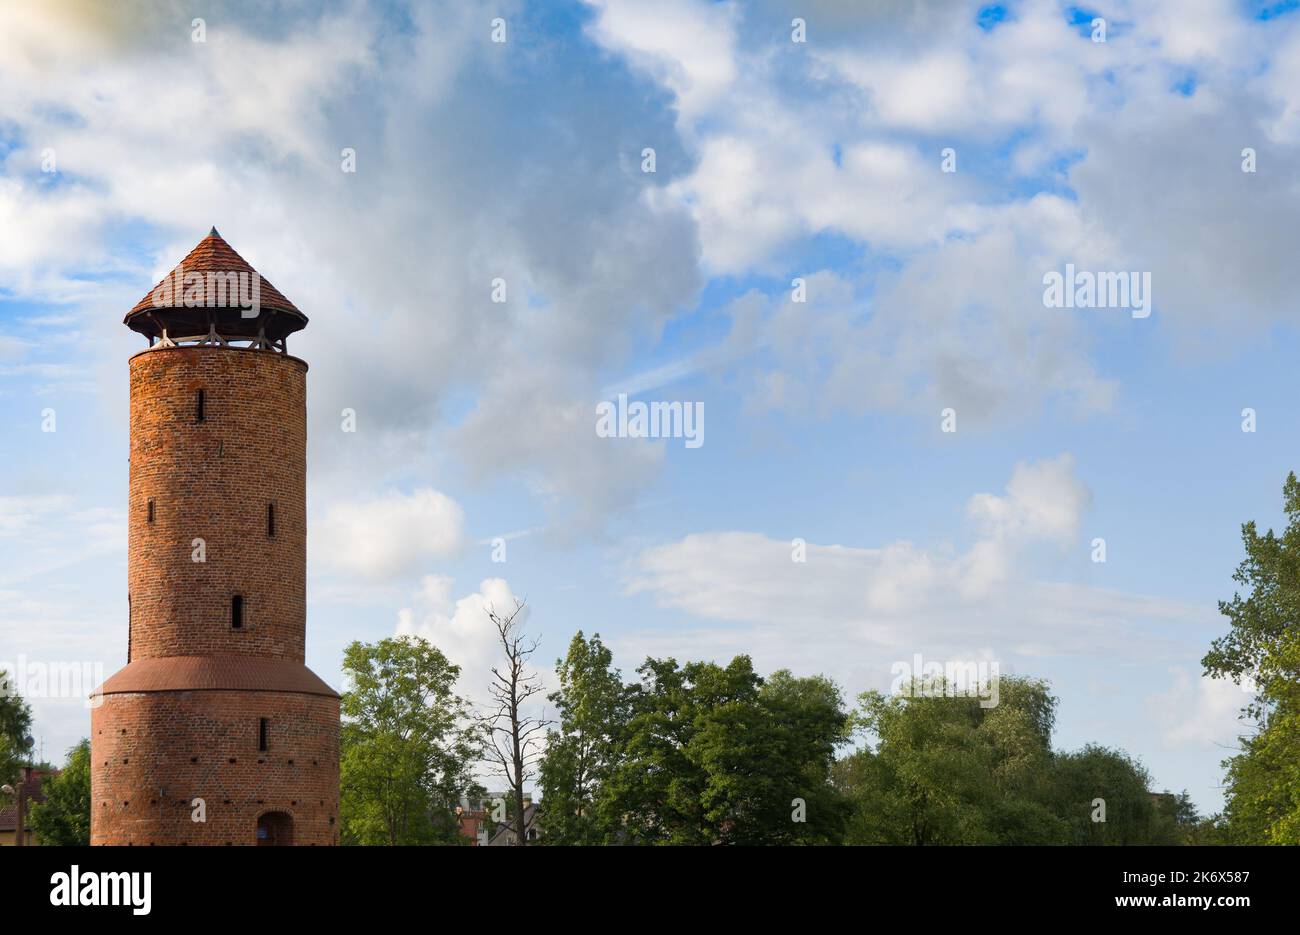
[91,228,340,846]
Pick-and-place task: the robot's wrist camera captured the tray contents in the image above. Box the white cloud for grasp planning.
[394,575,546,706]
[583,0,739,120]
[1147,668,1249,750]
[312,488,465,581]
[721,236,1120,425]
[967,453,1092,546]
[0,0,702,533]
[627,456,1213,678]
[13,0,1297,526]
[809,3,1096,136]
[577,0,1300,427]
[451,357,665,534]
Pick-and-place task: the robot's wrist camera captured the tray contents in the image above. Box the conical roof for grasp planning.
[124,228,307,342]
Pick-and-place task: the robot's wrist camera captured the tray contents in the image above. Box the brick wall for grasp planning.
[127,346,307,660]
[91,690,339,845]
[92,343,339,846]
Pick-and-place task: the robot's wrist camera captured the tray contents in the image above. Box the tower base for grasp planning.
[90,656,339,846]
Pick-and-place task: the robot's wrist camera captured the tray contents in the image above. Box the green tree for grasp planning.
[709,669,851,844]
[1156,790,1205,845]
[605,655,849,845]
[1049,745,1175,845]
[840,676,1067,845]
[339,636,482,845]
[28,739,91,846]
[838,677,1187,846]
[538,632,631,844]
[0,671,34,800]
[832,746,910,844]
[1184,811,1232,845]
[1203,472,1300,843]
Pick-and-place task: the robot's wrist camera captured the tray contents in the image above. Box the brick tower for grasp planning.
[91,229,339,846]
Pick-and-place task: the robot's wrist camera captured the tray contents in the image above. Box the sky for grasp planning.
[3,0,1300,812]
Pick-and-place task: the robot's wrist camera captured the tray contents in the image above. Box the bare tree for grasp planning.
[480,600,550,845]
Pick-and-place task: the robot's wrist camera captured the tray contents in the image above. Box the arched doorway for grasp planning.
[256,811,293,846]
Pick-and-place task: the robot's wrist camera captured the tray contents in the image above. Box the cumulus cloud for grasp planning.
[12,0,1297,519]
[580,0,1300,425]
[1147,668,1250,750]
[312,488,465,581]
[451,356,666,534]
[583,0,739,121]
[394,575,541,703]
[967,453,1092,546]
[579,0,1132,423]
[627,456,1213,682]
[0,0,701,533]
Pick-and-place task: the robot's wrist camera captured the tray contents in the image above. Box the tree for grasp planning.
[709,669,851,844]
[0,671,34,802]
[838,677,1185,846]
[843,684,1007,845]
[1156,790,1205,845]
[1049,745,1176,845]
[605,655,850,845]
[28,740,91,846]
[1203,472,1300,843]
[841,676,1067,845]
[538,632,631,844]
[340,636,482,845]
[480,601,550,846]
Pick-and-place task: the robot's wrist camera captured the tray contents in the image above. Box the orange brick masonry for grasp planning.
[92,345,340,846]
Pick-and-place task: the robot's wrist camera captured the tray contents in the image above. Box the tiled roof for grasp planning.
[126,227,304,318]
[93,655,338,698]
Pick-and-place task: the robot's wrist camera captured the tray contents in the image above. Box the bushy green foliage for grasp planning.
[835,678,1183,845]
[1203,472,1300,844]
[0,671,33,791]
[28,739,91,846]
[538,632,633,845]
[339,636,483,845]
[542,652,851,845]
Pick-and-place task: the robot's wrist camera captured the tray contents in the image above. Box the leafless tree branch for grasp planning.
[475,599,553,845]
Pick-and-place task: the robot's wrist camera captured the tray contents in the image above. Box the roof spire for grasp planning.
[209,226,221,238]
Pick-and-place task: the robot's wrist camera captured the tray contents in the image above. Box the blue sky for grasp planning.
[4,0,1300,812]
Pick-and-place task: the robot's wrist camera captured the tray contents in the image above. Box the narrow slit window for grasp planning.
[147,499,155,524]
[258,718,268,752]
[195,389,205,423]
[267,503,276,538]
[231,595,244,630]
